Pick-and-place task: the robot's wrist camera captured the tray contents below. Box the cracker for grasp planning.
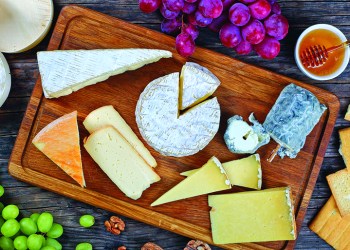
[327,169,350,216]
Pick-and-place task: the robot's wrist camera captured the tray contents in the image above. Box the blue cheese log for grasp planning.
[263,84,327,158]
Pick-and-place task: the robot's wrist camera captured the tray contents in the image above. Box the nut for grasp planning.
[104,216,125,235]
[184,240,211,250]
[141,242,163,250]
[117,247,127,250]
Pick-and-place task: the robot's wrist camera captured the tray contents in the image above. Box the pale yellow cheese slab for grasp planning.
[83,105,157,169]
[181,154,262,190]
[151,157,230,206]
[208,187,296,244]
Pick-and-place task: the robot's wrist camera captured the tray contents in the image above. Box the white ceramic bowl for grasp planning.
[0,53,11,107]
[295,24,350,81]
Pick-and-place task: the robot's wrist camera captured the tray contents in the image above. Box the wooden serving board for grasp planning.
[9,5,339,250]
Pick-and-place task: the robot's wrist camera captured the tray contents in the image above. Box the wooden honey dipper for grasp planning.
[300,40,350,68]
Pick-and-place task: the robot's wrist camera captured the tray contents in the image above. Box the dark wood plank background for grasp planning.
[1,0,349,249]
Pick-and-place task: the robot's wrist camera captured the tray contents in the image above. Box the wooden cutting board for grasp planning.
[9,5,339,250]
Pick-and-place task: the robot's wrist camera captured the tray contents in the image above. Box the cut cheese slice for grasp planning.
[208,187,296,244]
[83,105,157,168]
[339,127,350,171]
[179,62,220,110]
[32,111,85,187]
[37,49,172,98]
[181,154,262,190]
[223,154,262,190]
[151,157,230,206]
[84,126,160,200]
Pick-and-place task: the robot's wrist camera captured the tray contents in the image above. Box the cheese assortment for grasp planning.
[263,84,326,158]
[83,105,157,168]
[32,111,85,187]
[136,72,220,157]
[208,187,297,244]
[181,154,262,190]
[84,126,160,200]
[37,49,172,98]
[151,157,230,206]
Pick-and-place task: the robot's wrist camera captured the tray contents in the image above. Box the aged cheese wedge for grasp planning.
[84,126,160,200]
[179,62,220,110]
[181,154,262,190]
[339,127,350,171]
[326,169,350,216]
[32,111,85,187]
[83,105,157,168]
[37,49,172,98]
[208,187,296,244]
[136,73,220,157]
[151,157,230,206]
[310,196,350,250]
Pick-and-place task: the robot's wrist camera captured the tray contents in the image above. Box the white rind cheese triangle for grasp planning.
[37,49,172,98]
[136,73,220,157]
[180,62,220,110]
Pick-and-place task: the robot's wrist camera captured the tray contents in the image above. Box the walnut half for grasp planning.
[104,216,125,235]
[184,240,211,250]
[141,242,163,250]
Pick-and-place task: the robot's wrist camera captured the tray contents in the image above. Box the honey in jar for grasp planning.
[299,29,346,76]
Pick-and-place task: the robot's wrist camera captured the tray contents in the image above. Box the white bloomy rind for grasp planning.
[285,187,296,237]
[37,49,172,98]
[212,156,231,187]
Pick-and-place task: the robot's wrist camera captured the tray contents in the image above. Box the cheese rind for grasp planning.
[37,49,172,98]
[83,105,157,169]
[136,73,220,157]
[208,187,296,244]
[179,62,220,110]
[151,157,230,206]
[32,111,85,187]
[84,126,159,200]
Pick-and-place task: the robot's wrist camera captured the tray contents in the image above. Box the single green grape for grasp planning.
[27,234,43,250]
[29,213,40,224]
[40,246,56,250]
[13,235,27,250]
[79,215,95,228]
[0,185,4,197]
[0,236,14,250]
[45,238,62,250]
[1,219,20,237]
[0,202,4,212]
[37,213,53,233]
[46,223,63,239]
[75,242,92,250]
[0,216,5,228]
[20,217,38,236]
[2,205,20,220]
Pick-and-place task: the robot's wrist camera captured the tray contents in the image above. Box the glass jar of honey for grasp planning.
[295,24,349,80]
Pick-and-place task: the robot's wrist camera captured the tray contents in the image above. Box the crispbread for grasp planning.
[310,196,350,249]
[327,169,350,216]
[339,127,350,170]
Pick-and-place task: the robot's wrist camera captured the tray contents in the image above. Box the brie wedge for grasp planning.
[180,62,220,110]
[37,49,172,98]
[136,73,220,157]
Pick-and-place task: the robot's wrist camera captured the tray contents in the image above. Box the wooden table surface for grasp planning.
[1,0,349,249]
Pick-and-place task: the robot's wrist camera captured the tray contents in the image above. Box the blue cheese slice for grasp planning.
[37,49,172,98]
[179,62,220,110]
[136,73,220,157]
[84,126,160,200]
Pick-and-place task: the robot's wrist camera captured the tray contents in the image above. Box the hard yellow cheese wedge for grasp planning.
[208,187,296,244]
[181,154,262,190]
[84,126,160,200]
[83,105,157,168]
[151,157,231,206]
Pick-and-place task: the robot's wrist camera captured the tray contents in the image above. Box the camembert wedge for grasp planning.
[32,111,85,187]
[84,126,160,200]
[151,157,230,206]
[208,187,296,244]
[179,62,220,110]
[37,49,172,98]
[83,105,157,168]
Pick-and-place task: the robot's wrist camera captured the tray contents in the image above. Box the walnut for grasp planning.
[184,240,211,250]
[104,216,125,235]
[141,242,163,250]
[117,246,127,250]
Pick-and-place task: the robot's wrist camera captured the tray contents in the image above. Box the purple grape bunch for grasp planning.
[139,0,289,59]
